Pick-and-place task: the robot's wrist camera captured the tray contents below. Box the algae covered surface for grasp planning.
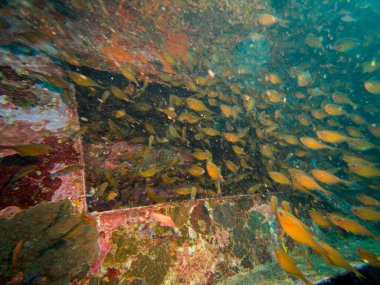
[0,200,99,285]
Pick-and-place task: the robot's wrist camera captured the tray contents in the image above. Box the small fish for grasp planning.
[327,213,380,241]
[305,33,324,49]
[309,210,332,227]
[223,133,241,143]
[333,38,360,53]
[364,78,380,94]
[300,137,332,150]
[274,247,313,285]
[257,13,283,27]
[347,138,378,151]
[293,174,331,196]
[51,163,82,178]
[357,247,380,268]
[9,164,37,184]
[12,240,24,268]
[348,164,380,178]
[186,98,212,113]
[0,143,53,156]
[277,209,328,258]
[324,104,346,116]
[186,166,205,177]
[206,160,224,182]
[111,85,132,102]
[68,71,101,87]
[283,135,299,145]
[199,127,220,137]
[357,195,380,206]
[149,210,176,227]
[316,130,352,143]
[120,66,139,87]
[351,207,380,222]
[139,168,158,178]
[310,169,351,186]
[268,171,291,185]
[318,241,365,279]
[225,160,238,173]
[192,150,212,161]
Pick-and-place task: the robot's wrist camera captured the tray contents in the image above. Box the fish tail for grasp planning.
[371,234,380,242]
[353,269,366,280]
[302,278,313,285]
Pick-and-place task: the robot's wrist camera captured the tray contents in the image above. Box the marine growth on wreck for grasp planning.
[0,0,379,284]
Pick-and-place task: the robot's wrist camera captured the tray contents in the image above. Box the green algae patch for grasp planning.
[103,226,174,285]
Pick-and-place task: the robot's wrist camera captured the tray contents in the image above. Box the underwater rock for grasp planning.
[0,200,99,284]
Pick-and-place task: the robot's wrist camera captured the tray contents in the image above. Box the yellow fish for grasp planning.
[277,209,328,258]
[206,160,224,182]
[327,213,380,241]
[120,66,139,86]
[258,13,282,26]
[274,247,313,285]
[223,133,241,143]
[318,241,365,279]
[357,195,380,207]
[324,104,346,116]
[309,210,332,227]
[68,71,101,87]
[351,207,380,222]
[225,160,238,173]
[310,169,351,186]
[364,78,380,95]
[293,174,331,195]
[268,171,291,185]
[316,130,352,143]
[300,137,332,150]
[0,143,53,156]
[357,247,380,268]
[348,164,380,178]
[186,98,212,112]
[186,166,205,177]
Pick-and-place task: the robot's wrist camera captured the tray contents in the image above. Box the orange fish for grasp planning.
[357,195,380,206]
[223,133,241,143]
[309,210,332,227]
[316,130,352,143]
[277,209,328,258]
[293,174,332,196]
[348,164,380,178]
[268,171,291,185]
[186,98,212,113]
[149,210,176,227]
[324,104,346,116]
[318,241,365,279]
[310,169,351,186]
[351,206,380,222]
[274,247,313,285]
[300,137,332,150]
[12,240,24,268]
[327,213,380,241]
[357,247,380,268]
